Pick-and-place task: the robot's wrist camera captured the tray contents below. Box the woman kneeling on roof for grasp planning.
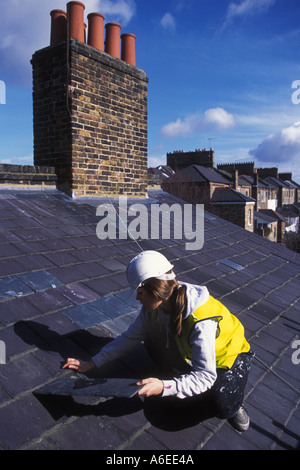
[63,250,254,432]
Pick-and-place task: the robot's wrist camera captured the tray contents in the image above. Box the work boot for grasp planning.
[228,405,250,432]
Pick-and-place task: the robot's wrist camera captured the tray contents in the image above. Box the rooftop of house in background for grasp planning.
[257,210,286,224]
[277,204,300,219]
[165,165,231,185]
[148,166,175,186]
[210,188,256,204]
[285,181,300,190]
[264,177,290,189]
[0,187,299,451]
[239,175,269,189]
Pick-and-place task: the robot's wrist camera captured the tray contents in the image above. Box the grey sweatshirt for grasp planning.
[92,283,218,399]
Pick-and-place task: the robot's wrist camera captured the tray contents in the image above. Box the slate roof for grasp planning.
[264,177,289,188]
[210,188,256,204]
[254,211,278,225]
[168,165,231,185]
[284,180,300,189]
[0,188,299,451]
[258,210,286,223]
[240,175,269,189]
[148,166,175,185]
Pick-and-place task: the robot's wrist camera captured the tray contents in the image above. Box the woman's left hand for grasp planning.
[136,377,164,397]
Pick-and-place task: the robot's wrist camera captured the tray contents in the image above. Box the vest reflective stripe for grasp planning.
[175,295,250,369]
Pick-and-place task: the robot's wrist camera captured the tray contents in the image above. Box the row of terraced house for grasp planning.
[148,149,300,246]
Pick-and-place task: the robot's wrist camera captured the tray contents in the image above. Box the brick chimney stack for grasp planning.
[233,169,239,191]
[252,169,259,210]
[32,1,148,198]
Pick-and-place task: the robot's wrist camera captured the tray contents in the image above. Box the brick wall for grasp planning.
[32,39,148,197]
[208,202,254,232]
[167,149,215,171]
[257,167,278,179]
[162,181,212,206]
[217,162,255,175]
[163,178,255,232]
[32,43,70,190]
[0,164,57,188]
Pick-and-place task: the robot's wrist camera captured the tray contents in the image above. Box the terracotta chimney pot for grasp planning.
[67,1,85,43]
[121,33,136,66]
[105,22,121,59]
[50,10,67,45]
[87,13,105,51]
[84,22,87,43]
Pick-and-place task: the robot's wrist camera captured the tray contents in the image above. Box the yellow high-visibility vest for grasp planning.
[174,295,250,369]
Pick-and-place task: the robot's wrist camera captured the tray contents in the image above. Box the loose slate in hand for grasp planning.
[34,375,141,398]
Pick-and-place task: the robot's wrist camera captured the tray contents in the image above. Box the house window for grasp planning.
[248,209,252,226]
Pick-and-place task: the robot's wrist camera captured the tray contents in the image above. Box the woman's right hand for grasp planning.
[62,358,95,373]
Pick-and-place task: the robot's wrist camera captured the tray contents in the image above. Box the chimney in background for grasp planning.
[234,169,239,191]
[252,170,259,210]
[32,2,148,198]
[51,3,137,65]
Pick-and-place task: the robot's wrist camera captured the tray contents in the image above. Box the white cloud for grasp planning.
[1,155,33,165]
[98,0,136,25]
[203,108,236,129]
[249,122,300,164]
[160,114,200,138]
[160,108,235,138]
[160,13,176,33]
[222,0,276,29]
[148,155,166,168]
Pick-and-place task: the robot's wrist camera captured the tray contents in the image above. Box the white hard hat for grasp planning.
[126,250,175,291]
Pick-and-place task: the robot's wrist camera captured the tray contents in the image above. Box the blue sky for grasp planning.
[1,0,300,181]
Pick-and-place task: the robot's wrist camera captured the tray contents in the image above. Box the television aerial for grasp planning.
[206,137,217,147]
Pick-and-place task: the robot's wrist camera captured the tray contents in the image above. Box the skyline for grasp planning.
[0,0,300,181]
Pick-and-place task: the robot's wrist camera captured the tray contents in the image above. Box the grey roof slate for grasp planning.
[168,165,231,185]
[0,188,299,451]
[254,211,278,224]
[239,175,269,188]
[284,180,300,189]
[264,177,290,188]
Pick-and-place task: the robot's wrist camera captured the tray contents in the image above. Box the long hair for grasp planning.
[142,276,187,336]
